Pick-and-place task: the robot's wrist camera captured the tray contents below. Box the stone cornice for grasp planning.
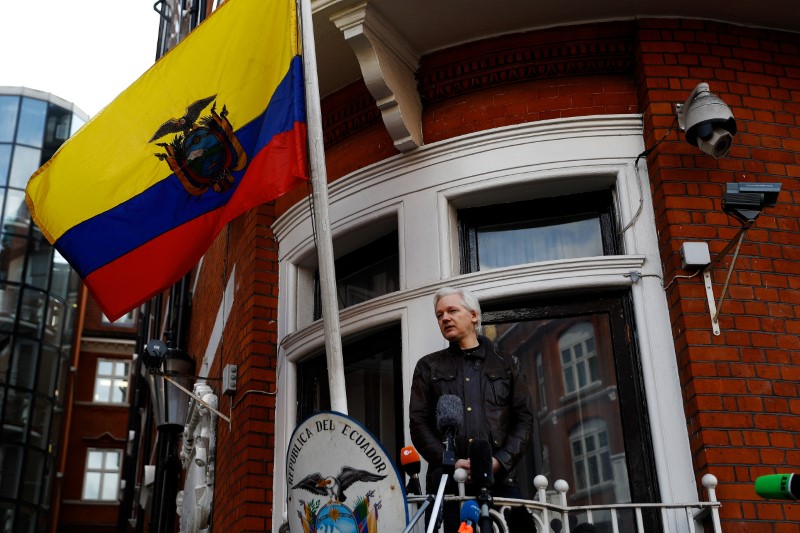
[81,336,136,356]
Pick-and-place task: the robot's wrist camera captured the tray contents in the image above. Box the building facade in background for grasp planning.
[0,87,85,533]
[119,1,799,532]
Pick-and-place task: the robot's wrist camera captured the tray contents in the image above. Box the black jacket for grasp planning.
[409,335,533,479]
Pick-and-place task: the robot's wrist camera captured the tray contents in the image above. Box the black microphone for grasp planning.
[469,438,494,488]
[436,394,463,473]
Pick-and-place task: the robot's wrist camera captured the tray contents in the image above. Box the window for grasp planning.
[297,324,402,461]
[483,293,658,513]
[82,448,121,501]
[93,359,130,404]
[313,231,399,319]
[559,322,600,395]
[571,419,613,492]
[458,190,618,273]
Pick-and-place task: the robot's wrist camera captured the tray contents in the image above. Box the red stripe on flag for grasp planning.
[86,125,307,320]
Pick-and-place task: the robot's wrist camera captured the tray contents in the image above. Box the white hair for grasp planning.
[433,287,482,335]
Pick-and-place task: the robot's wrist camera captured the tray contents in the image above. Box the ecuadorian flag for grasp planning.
[26,0,307,321]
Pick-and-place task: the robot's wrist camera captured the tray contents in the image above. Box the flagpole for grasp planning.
[298,0,348,414]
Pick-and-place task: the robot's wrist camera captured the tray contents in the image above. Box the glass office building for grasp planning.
[0,87,86,532]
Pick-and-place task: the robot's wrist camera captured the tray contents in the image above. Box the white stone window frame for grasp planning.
[82,448,122,502]
[93,358,130,404]
[272,115,695,531]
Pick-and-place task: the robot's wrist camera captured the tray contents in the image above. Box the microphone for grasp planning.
[436,395,463,473]
[400,445,422,495]
[458,500,480,533]
[469,438,494,488]
[755,473,800,500]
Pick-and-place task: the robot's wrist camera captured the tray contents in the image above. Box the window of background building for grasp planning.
[93,359,130,404]
[559,322,600,396]
[483,293,659,529]
[82,448,122,501]
[313,230,399,320]
[101,309,137,328]
[296,324,402,462]
[571,418,613,492]
[458,190,618,273]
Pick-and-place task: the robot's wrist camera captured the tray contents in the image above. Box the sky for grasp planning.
[1,0,161,117]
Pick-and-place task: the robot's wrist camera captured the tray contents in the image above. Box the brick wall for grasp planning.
[638,18,800,529]
[186,205,281,532]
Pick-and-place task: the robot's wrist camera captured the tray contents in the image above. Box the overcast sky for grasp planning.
[1,0,161,116]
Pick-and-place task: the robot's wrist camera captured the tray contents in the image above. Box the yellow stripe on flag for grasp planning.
[26,0,298,243]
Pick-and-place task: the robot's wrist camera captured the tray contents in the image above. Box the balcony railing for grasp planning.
[406,472,721,533]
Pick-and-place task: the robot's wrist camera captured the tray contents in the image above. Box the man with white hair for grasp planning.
[409,286,533,527]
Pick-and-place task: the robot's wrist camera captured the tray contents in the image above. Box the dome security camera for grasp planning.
[677,83,737,159]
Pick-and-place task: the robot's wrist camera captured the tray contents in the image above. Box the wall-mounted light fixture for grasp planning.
[676,82,737,159]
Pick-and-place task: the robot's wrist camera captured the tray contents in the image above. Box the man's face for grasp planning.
[435,293,478,346]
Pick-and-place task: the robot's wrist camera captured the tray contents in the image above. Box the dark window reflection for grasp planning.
[297,324,402,462]
[313,230,399,319]
[483,294,660,531]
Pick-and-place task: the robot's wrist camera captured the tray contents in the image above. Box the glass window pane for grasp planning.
[82,472,100,499]
[19,288,46,333]
[489,310,632,506]
[3,188,30,229]
[21,450,45,503]
[16,98,47,148]
[476,217,603,269]
[101,473,119,500]
[70,114,85,136]
[104,450,120,470]
[0,96,20,142]
[114,362,128,376]
[0,284,21,326]
[0,145,11,186]
[24,238,53,290]
[112,379,128,403]
[10,340,37,389]
[0,445,23,498]
[98,361,113,375]
[44,298,65,345]
[37,345,59,395]
[94,379,111,402]
[87,450,104,469]
[50,253,72,299]
[9,145,42,189]
[0,234,27,283]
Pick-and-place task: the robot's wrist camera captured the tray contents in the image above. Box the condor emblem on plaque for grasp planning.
[287,412,408,533]
[149,95,247,196]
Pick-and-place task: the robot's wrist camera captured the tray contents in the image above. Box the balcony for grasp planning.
[405,472,721,533]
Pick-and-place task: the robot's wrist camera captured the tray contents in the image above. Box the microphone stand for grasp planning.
[426,429,457,533]
[476,487,492,533]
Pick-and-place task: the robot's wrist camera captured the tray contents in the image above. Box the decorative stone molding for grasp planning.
[177,383,217,533]
[330,2,423,152]
[418,33,635,104]
[81,336,136,356]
